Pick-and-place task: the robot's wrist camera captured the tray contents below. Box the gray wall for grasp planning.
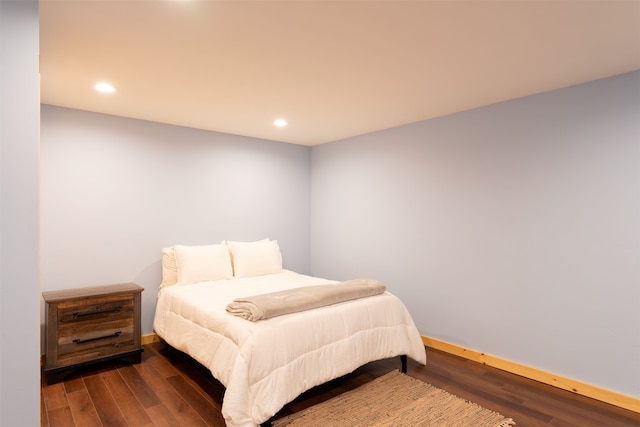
[40,106,312,336]
[311,71,640,397]
[0,1,41,424]
[39,72,639,399]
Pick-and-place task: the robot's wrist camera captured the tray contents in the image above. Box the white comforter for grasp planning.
[153,270,426,427]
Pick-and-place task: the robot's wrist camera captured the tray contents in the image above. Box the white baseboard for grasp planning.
[421,335,640,413]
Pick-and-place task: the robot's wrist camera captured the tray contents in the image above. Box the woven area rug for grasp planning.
[272,370,516,427]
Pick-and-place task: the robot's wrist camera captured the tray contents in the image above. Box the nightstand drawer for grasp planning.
[58,319,135,361]
[58,295,134,324]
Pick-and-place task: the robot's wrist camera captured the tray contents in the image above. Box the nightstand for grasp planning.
[42,282,144,384]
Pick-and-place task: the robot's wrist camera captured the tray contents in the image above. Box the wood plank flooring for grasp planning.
[41,341,640,426]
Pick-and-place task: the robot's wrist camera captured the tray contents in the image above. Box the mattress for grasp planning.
[153,270,426,427]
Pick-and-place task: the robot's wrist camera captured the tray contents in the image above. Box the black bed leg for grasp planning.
[400,355,407,373]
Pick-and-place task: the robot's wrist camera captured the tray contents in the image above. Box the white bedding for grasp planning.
[153,270,426,427]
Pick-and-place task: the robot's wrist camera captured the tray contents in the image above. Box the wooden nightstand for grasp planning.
[42,282,144,384]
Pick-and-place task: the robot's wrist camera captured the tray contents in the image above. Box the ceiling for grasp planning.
[40,1,640,146]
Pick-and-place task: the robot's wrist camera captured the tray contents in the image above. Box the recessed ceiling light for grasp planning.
[274,119,287,127]
[94,82,116,93]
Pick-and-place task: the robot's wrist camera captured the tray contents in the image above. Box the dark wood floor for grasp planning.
[41,341,640,427]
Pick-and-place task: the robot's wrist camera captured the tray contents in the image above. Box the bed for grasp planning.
[153,240,426,427]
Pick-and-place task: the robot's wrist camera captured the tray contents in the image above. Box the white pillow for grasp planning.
[224,238,269,269]
[160,246,178,288]
[226,239,283,278]
[174,244,233,284]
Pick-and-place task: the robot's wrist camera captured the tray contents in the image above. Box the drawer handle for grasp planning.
[73,305,122,318]
[72,331,122,344]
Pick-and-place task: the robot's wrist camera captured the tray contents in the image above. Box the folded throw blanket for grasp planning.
[226,278,386,321]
